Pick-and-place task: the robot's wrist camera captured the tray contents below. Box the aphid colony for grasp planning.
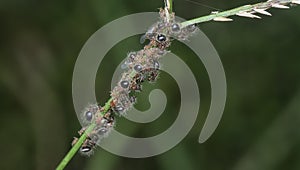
[111,8,198,117]
[72,104,115,156]
[73,8,198,156]
[71,0,300,157]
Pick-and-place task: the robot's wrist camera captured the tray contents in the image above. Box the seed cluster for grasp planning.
[73,8,199,156]
[211,0,300,22]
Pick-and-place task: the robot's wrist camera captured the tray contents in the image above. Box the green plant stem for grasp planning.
[168,0,173,13]
[56,0,298,169]
[56,68,139,169]
[181,0,294,27]
[181,4,254,27]
[164,0,173,13]
[56,125,95,170]
[56,98,113,170]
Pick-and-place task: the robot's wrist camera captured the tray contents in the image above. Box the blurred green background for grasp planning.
[1,0,300,170]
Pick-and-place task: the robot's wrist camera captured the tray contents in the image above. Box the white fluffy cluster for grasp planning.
[74,104,115,156]
[74,8,199,156]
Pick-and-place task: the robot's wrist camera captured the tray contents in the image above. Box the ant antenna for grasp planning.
[185,0,223,11]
